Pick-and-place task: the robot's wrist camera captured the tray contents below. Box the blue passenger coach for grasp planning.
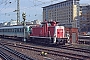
[0,25,32,40]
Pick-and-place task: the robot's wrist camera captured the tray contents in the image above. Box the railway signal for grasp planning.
[22,12,26,20]
[22,12,26,42]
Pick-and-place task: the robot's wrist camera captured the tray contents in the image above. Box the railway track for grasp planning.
[0,43,35,60]
[1,41,90,60]
[57,45,90,53]
[78,39,90,45]
[0,48,16,60]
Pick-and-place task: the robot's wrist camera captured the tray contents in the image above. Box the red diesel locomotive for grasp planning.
[29,21,67,45]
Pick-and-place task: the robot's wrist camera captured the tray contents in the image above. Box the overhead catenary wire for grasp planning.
[0,0,59,15]
[0,0,16,16]
[0,0,12,10]
[0,0,9,5]
[0,0,60,22]
[22,0,60,18]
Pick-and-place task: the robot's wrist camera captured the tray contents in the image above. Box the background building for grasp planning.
[8,19,17,26]
[43,0,80,28]
[0,19,17,26]
[79,5,90,33]
[31,20,41,24]
[2,22,8,26]
[0,19,41,27]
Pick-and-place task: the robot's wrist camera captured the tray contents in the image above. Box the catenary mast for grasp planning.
[17,0,20,25]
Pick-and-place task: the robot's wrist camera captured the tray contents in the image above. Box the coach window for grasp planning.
[14,29,16,32]
[10,29,12,32]
[9,29,11,32]
[18,28,20,32]
[12,29,14,32]
[19,28,20,32]
[13,29,14,32]
[17,28,18,32]
[7,29,8,32]
[29,27,32,34]
[25,27,27,31]
[16,29,17,32]
[1,29,2,32]
[11,29,12,32]
[5,29,6,32]
[22,28,24,32]
[18,28,19,32]
[12,29,13,32]
[8,29,10,32]
[4,29,5,32]
[8,29,9,32]
[6,29,7,32]
[9,29,10,32]
[19,28,21,32]
[0,29,1,32]
[21,28,22,32]
[2,29,3,32]
[20,28,21,32]
[18,29,19,32]
[14,28,16,32]
[20,28,22,32]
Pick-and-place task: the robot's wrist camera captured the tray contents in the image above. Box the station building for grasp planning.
[79,5,90,33]
[43,0,80,28]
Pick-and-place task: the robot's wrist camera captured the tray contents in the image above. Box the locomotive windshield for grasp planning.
[29,27,32,34]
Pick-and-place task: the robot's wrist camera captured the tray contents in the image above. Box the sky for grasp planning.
[0,0,90,23]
